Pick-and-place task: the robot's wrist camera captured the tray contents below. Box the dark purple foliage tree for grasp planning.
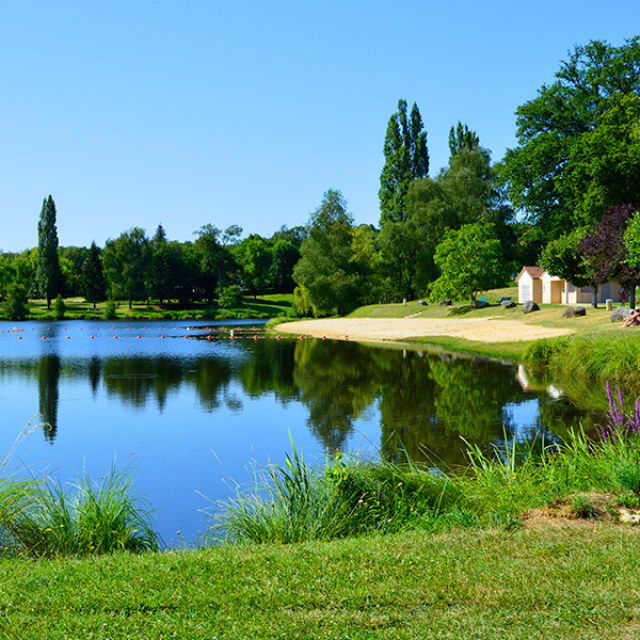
[579,203,640,308]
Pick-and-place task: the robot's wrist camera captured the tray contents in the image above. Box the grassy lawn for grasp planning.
[20,294,296,322]
[1,525,638,639]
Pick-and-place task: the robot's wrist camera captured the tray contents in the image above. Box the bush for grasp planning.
[53,294,66,320]
[2,286,29,321]
[218,285,244,309]
[104,300,117,320]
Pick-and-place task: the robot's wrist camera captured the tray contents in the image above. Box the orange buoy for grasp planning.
[277,335,281,340]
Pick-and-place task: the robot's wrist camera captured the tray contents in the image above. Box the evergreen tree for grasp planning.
[35,195,61,310]
[379,100,429,225]
[448,122,481,157]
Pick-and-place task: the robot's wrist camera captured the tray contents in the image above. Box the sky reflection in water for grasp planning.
[0,319,597,543]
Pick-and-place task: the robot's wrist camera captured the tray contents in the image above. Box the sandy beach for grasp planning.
[273,317,573,343]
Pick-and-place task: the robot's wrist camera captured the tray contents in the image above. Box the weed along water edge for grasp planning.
[0,317,611,544]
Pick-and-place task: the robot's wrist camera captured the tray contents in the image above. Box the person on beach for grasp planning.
[623,308,640,327]
[621,287,627,305]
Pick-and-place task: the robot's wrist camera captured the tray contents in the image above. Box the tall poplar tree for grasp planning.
[35,195,61,310]
[379,100,429,225]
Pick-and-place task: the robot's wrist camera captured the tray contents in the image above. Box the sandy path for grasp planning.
[273,317,573,343]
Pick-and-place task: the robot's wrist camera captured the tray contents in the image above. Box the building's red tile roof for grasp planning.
[515,266,545,281]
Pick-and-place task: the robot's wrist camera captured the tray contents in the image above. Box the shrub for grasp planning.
[53,294,66,320]
[104,300,117,320]
[2,285,29,321]
[218,286,243,309]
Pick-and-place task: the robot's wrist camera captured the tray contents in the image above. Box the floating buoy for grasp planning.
[300,335,304,340]
[66,336,70,339]
[207,335,212,341]
[161,335,165,338]
[114,335,118,339]
[137,335,141,339]
[276,335,281,340]
[254,335,258,340]
[345,335,349,341]
[322,336,326,340]
[42,336,46,340]
[185,335,188,339]
[18,336,21,340]
[90,336,94,339]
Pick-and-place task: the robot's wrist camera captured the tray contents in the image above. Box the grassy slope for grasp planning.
[348,295,630,360]
[2,526,639,639]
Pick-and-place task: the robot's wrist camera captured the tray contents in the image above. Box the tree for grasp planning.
[579,204,640,308]
[580,203,640,308]
[378,100,429,225]
[448,122,481,157]
[236,234,272,299]
[269,239,300,292]
[539,228,602,307]
[562,93,640,227]
[293,190,365,316]
[500,37,640,238]
[102,228,150,309]
[81,241,106,309]
[35,195,62,310]
[193,224,242,304]
[430,223,510,302]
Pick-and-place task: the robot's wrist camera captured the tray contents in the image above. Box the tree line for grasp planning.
[2,37,640,319]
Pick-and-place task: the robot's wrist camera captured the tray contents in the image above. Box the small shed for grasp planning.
[516,266,544,304]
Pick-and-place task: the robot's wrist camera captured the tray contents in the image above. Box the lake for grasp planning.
[0,319,602,544]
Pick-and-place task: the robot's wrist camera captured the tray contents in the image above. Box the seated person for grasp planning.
[623,308,640,327]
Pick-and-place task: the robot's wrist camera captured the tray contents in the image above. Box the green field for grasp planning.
[19,293,296,322]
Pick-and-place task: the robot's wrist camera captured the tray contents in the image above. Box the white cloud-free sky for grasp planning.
[0,1,637,252]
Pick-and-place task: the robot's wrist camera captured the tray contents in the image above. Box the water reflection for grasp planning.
[0,327,603,465]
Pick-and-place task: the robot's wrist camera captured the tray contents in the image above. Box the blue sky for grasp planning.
[1,1,637,252]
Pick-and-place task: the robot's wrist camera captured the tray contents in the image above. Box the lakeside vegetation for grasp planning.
[3,417,640,636]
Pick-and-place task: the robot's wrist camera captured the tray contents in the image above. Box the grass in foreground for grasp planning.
[0,526,638,638]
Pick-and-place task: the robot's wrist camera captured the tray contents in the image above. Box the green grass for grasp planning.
[3,425,640,636]
[0,526,639,638]
[16,293,296,322]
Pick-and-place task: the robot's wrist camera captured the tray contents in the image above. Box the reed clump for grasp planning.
[0,429,160,558]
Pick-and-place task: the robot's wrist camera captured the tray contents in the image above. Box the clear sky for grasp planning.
[1,1,637,252]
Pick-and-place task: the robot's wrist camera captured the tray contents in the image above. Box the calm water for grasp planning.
[0,319,600,544]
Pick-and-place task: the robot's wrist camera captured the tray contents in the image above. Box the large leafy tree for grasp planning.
[379,100,429,225]
[562,93,640,227]
[430,223,510,303]
[293,190,367,316]
[81,241,106,309]
[102,227,150,308]
[35,195,62,310]
[576,202,640,306]
[193,224,242,304]
[236,234,272,299]
[580,204,640,308]
[380,138,511,301]
[500,37,640,238]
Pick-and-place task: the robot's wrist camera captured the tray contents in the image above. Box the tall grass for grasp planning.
[0,424,160,557]
[523,334,640,386]
[5,466,161,557]
[214,387,640,544]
